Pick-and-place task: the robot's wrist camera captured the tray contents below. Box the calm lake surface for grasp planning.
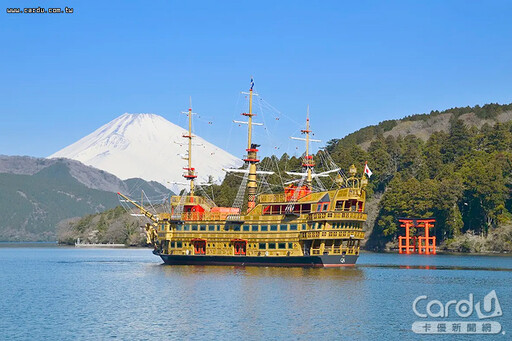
[0,247,510,340]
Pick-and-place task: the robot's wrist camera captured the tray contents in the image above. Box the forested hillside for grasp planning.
[0,163,121,241]
[331,117,512,251]
[0,157,169,241]
[57,206,147,246]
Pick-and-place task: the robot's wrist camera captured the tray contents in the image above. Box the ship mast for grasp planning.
[225,78,274,213]
[304,107,313,187]
[243,78,259,211]
[182,98,197,196]
[290,107,321,188]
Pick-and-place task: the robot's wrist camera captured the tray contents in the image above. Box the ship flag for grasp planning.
[364,161,373,178]
[250,77,254,90]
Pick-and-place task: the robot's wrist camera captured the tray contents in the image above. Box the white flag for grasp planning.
[364,163,372,178]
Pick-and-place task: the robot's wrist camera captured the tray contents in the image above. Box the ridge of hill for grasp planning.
[330,103,512,150]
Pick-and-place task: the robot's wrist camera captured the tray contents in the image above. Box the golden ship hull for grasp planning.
[148,187,367,268]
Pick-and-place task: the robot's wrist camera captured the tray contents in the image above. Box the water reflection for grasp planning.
[158,264,366,281]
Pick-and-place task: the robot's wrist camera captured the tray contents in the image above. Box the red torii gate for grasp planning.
[398,218,436,255]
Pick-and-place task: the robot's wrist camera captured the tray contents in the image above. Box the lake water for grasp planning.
[0,247,510,340]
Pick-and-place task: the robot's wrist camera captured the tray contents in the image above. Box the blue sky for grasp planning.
[2,1,512,158]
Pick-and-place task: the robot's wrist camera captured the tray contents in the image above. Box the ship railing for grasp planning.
[335,188,362,198]
[307,211,367,221]
[176,212,310,222]
[310,247,357,256]
[258,193,286,203]
[179,212,231,221]
[300,230,365,239]
[347,188,361,197]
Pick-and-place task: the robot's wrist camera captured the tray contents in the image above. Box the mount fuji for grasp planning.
[49,113,243,192]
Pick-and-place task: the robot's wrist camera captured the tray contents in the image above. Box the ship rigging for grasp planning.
[118,78,370,267]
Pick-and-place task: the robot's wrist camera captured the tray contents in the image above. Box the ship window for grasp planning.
[208,225,215,231]
[176,225,182,231]
[288,243,293,249]
[233,225,240,231]
[200,225,206,231]
[290,224,298,231]
[317,204,322,211]
[336,200,344,210]
[184,225,190,231]
[252,225,259,231]
[258,243,266,249]
[278,243,286,249]
[268,243,276,249]
[279,224,287,231]
[243,225,250,231]
[161,224,166,231]
[177,242,182,248]
[192,225,198,231]
[323,203,329,211]
[270,225,278,231]
[171,241,176,248]
[261,225,268,232]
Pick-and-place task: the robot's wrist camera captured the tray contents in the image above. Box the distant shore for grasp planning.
[0,241,137,248]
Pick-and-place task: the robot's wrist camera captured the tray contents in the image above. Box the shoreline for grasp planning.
[360,249,511,257]
[1,242,511,256]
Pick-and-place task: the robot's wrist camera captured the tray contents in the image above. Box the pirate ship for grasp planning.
[118,80,369,267]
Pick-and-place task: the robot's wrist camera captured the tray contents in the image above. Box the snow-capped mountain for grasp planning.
[49,113,243,192]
